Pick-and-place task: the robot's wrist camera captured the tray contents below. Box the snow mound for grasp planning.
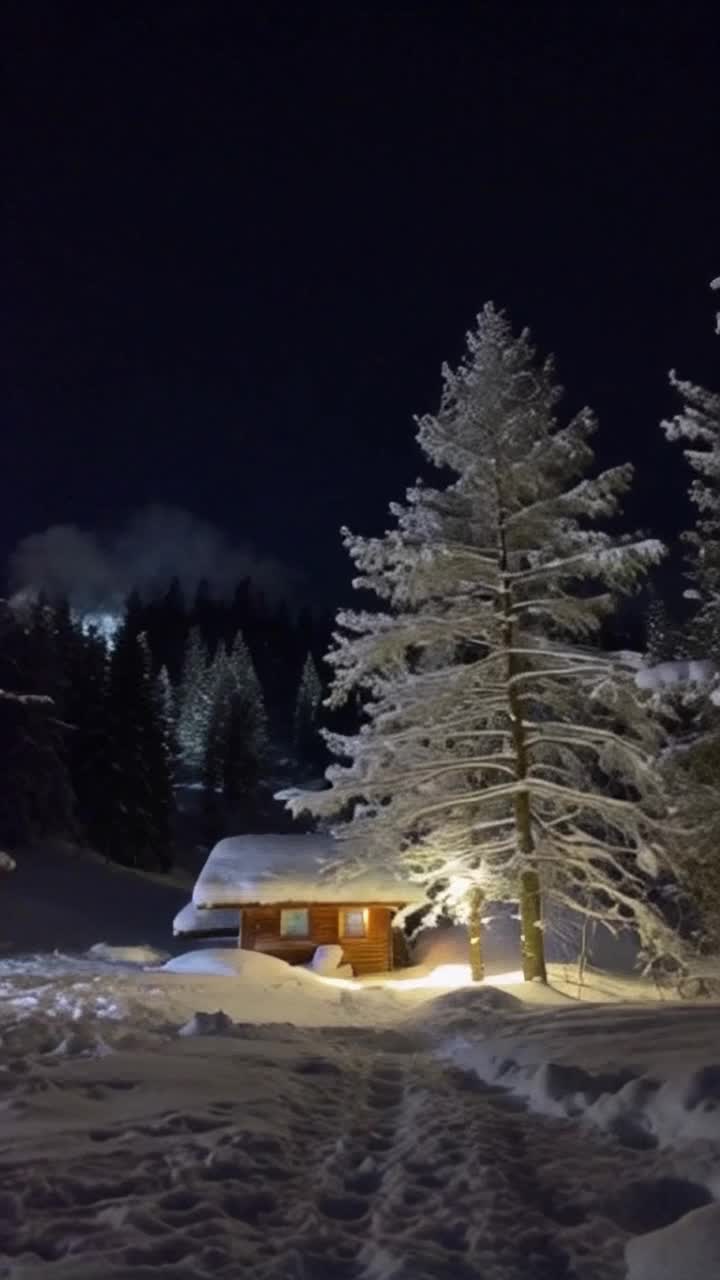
[178,1009,234,1037]
[626,1203,720,1280]
[412,984,524,1035]
[162,947,319,985]
[87,942,170,966]
[440,1000,720,1150]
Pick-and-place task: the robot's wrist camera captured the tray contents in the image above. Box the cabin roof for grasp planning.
[192,833,427,909]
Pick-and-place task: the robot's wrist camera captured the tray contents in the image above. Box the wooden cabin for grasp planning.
[191,833,425,976]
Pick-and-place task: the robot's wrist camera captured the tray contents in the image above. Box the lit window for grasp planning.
[280,909,309,938]
[340,908,367,938]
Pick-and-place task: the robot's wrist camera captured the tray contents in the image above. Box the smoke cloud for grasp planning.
[9,505,301,611]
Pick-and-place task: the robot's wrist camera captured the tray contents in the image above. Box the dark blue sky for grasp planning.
[4,1,719,602]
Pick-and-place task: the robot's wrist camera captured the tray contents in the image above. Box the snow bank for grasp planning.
[163,947,300,979]
[87,942,170,966]
[437,995,720,1151]
[635,658,717,690]
[626,1203,720,1280]
[172,900,239,936]
[193,832,427,908]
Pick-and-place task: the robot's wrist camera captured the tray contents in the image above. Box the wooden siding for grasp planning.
[239,904,395,974]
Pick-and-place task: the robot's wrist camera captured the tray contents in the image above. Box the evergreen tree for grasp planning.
[201,633,268,828]
[65,624,112,849]
[102,623,174,869]
[156,664,179,777]
[294,652,324,771]
[281,305,681,979]
[0,601,75,848]
[658,290,720,944]
[177,626,215,770]
[225,632,268,764]
[662,363,720,659]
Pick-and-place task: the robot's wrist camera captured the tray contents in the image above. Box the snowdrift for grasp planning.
[437,995,720,1150]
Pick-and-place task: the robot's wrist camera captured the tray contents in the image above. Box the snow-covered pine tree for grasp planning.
[281,305,679,980]
[221,633,267,803]
[294,652,324,771]
[658,288,720,947]
[201,635,267,831]
[156,664,179,778]
[662,362,720,661]
[177,626,215,771]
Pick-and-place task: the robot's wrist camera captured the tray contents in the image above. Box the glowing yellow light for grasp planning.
[314,965,526,993]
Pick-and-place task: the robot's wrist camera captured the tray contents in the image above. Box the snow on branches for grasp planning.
[281,305,688,978]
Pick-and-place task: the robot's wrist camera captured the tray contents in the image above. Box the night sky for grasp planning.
[5,2,719,604]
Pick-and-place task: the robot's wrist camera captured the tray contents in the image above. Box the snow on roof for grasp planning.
[173,901,240,937]
[192,833,427,909]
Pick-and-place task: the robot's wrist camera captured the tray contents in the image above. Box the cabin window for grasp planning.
[340,908,367,938]
[280,908,309,938]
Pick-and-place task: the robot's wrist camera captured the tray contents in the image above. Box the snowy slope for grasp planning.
[0,843,189,956]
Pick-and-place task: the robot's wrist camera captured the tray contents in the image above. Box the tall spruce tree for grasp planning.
[65,623,112,849]
[662,363,720,659]
[658,290,720,944]
[202,633,268,828]
[294,652,324,772]
[0,600,75,848]
[281,306,681,979]
[103,622,174,869]
[177,626,215,770]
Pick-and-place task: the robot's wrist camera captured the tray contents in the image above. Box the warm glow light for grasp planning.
[380,965,526,991]
[314,965,526,994]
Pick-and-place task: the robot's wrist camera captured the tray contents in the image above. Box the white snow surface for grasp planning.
[438,990,720,1151]
[193,832,428,908]
[625,1203,720,1279]
[173,901,240,937]
[635,658,717,690]
[2,947,720,1278]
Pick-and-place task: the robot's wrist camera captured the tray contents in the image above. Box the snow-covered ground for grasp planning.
[1,944,720,1278]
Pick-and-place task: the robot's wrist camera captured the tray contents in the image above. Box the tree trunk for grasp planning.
[496,486,547,984]
[519,866,546,983]
[468,886,485,982]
